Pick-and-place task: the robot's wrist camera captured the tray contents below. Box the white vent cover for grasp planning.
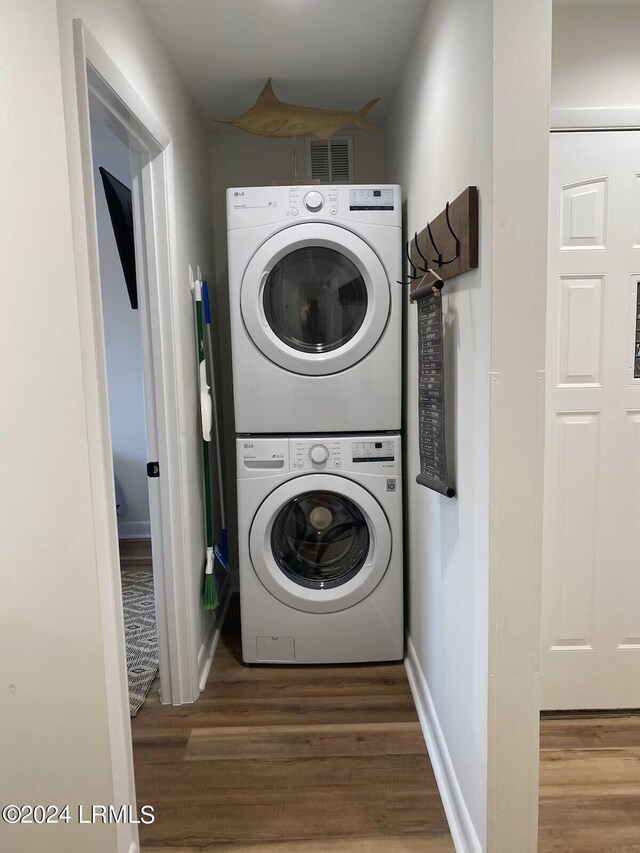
[306,136,353,183]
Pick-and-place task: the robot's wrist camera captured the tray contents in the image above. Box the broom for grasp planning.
[202,281,230,574]
[194,279,219,611]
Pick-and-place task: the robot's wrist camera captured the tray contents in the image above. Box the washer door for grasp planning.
[241,224,390,376]
[249,474,392,613]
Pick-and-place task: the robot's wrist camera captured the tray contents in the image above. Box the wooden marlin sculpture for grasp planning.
[216,78,381,140]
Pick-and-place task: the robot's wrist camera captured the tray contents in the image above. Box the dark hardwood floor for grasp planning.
[539,713,640,852]
[131,597,454,852]
[119,537,153,571]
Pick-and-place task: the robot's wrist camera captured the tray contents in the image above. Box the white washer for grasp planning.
[237,434,403,664]
[227,185,402,433]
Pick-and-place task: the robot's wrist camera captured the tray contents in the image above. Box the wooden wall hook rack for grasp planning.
[404,186,478,301]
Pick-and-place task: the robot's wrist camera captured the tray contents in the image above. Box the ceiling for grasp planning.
[137,0,428,129]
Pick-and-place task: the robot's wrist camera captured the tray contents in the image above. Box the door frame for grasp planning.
[67,20,201,853]
[551,107,640,132]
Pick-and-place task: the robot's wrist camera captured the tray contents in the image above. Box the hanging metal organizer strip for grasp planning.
[415,290,455,498]
[405,186,479,498]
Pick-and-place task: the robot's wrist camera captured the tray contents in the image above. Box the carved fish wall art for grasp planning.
[216,79,380,140]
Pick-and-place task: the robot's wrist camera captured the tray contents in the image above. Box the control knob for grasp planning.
[304,190,324,212]
[309,444,329,465]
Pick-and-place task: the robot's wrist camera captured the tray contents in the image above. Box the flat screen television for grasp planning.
[99,167,138,310]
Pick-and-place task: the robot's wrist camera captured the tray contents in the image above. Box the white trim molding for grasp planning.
[73,18,201,707]
[551,106,640,131]
[65,17,206,853]
[198,582,232,692]
[118,521,152,539]
[405,639,482,853]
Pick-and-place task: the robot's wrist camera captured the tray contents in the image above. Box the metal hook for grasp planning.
[413,231,430,273]
[406,241,419,277]
[427,204,460,268]
[427,221,443,269]
[397,240,423,285]
[444,201,461,260]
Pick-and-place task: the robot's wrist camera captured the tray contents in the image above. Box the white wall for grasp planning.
[1,0,216,849]
[1,3,116,850]
[90,106,151,539]
[552,5,640,109]
[488,2,551,848]
[385,0,493,845]
[385,0,551,849]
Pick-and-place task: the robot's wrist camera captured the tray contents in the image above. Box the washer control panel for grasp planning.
[290,436,399,473]
[352,440,395,463]
[237,436,401,477]
[292,438,343,470]
[237,438,289,472]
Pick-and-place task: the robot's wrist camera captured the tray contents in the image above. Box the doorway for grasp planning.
[89,94,160,716]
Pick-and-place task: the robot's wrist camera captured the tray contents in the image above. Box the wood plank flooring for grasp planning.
[120,537,153,571]
[539,713,640,852]
[131,597,454,852]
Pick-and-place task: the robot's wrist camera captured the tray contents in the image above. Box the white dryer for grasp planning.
[237,434,403,664]
[227,185,402,434]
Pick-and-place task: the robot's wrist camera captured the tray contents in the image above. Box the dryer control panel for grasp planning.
[227,185,401,230]
[237,435,401,477]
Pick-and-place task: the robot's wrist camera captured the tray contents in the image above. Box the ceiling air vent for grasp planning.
[306,136,353,183]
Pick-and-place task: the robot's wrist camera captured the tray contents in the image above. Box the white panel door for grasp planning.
[542,131,640,709]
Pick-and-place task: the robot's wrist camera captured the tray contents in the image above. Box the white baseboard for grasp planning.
[405,637,483,853]
[197,582,232,692]
[117,521,151,539]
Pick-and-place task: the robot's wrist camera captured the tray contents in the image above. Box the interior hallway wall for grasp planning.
[552,5,640,110]
[385,0,551,849]
[1,2,117,850]
[210,127,385,584]
[1,0,217,849]
[384,0,493,846]
[90,105,151,540]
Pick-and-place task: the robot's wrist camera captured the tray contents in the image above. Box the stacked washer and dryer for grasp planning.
[227,184,403,664]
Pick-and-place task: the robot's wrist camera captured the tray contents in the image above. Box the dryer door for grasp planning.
[249,474,391,613]
[241,224,391,376]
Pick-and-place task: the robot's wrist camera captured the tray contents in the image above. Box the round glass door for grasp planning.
[271,491,369,589]
[249,473,392,614]
[240,224,391,376]
[263,248,368,354]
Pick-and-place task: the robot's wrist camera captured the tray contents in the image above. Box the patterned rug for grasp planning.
[122,570,159,716]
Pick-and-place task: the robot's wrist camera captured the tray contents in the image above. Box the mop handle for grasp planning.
[201,282,226,530]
